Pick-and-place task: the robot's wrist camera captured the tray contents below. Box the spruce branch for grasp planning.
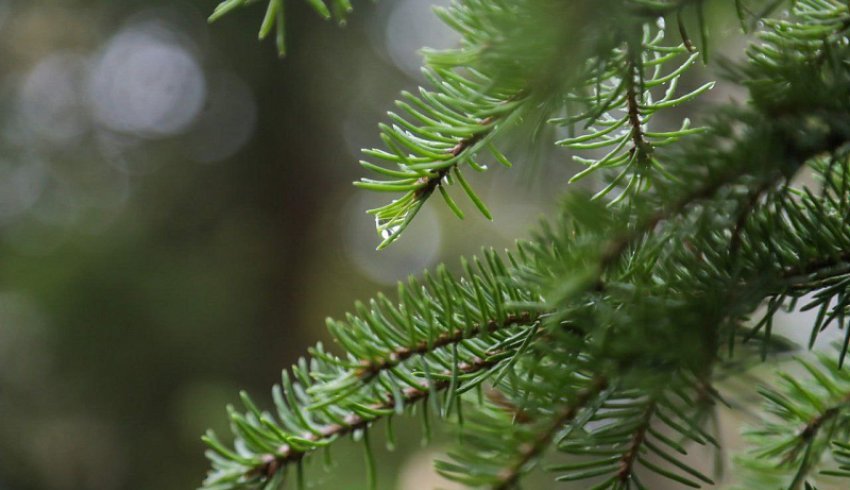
[199,1,850,489]
[542,112,850,312]
[617,402,656,485]
[436,354,616,489]
[624,52,652,168]
[493,376,609,490]
[209,0,353,56]
[201,249,546,490]
[555,21,712,203]
[360,0,724,247]
[737,353,850,489]
[822,440,850,479]
[729,156,850,353]
[551,380,716,489]
[216,353,503,485]
[353,312,537,380]
[782,252,850,287]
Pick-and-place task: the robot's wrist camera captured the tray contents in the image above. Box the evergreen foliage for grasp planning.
[202,0,850,488]
[209,0,354,56]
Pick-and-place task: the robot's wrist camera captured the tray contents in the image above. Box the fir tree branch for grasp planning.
[200,2,850,489]
[209,0,353,56]
[355,312,538,379]
[781,402,846,489]
[624,96,651,169]
[408,117,496,206]
[556,22,711,200]
[202,249,547,490]
[550,381,716,489]
[822,441,850,480]
[738,353,850,488]
[625,43,653,167]
[365,0,720,247]
[493,377,609,490]
[783,251,850,285]
[618,402,656,484]
[601,108,850,274]
[788,404,842,462]
[729,178,781,254]
[242,354,505,481]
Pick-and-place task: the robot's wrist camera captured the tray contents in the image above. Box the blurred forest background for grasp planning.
[0,1,832,489]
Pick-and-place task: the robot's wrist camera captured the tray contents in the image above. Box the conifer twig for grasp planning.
[247,354,506,479]
[494,377,609,490]
[618,402,656,484]
[355,312,538,379]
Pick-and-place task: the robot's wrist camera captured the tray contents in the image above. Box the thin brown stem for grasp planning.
[355,312,539,379]
[729,178,780,254]
[601,104,850,273]
[780,391,850,489]
[796,391,850,449]
[618,402,656,484]
[625,45,652,167]
[414,117,495,200]
[493,377,609,490]
[250,354,504,479]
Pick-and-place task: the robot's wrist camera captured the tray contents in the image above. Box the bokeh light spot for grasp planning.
[88,21,206,138]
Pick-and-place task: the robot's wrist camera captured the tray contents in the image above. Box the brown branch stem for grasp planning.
[250,354,505,479]
[355,311,539,379]
[625,45,652,166]
[781,391,850,480]
[618,402,656,483]
[414,117,495,200]
[493,377,609,490]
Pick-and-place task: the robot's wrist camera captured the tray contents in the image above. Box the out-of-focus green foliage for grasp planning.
[209,0,354,55]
